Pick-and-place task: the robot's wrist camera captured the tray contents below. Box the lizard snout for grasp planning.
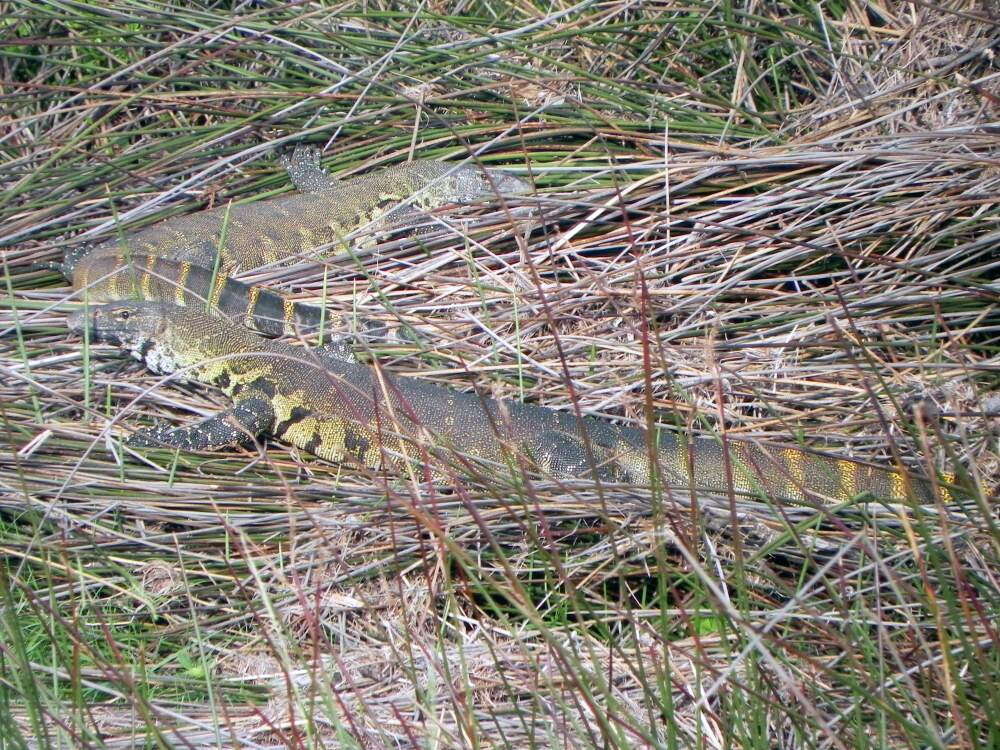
[67,307,90,335]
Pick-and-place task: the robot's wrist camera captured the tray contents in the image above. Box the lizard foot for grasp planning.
[279,145,336,192]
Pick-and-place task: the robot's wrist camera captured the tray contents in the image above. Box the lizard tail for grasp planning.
[611,430,953,502]
[71,252,329,338]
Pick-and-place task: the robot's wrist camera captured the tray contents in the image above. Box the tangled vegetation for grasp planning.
[1,1,997,747]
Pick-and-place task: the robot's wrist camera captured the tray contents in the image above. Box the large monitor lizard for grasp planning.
[61,148,530,338]
[69,301,955,503]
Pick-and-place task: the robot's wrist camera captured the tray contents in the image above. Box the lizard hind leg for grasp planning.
[279,145,339,193]
[126,394,275,452]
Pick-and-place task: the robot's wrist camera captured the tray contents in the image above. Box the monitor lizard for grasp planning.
[60,148,530,338]
[69,301,956,503]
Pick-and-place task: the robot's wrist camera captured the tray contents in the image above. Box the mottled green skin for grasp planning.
[70,302,952,503]
[63,148,529,336]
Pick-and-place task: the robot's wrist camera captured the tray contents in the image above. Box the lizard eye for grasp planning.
[119,310,131,321]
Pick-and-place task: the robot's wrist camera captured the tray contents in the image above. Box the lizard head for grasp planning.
[68,301,202,376]
[409,163,531,204]
[478,167,532,197]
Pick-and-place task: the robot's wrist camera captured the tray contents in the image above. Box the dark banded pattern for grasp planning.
[72,252,327,337]
[609,431,954,503]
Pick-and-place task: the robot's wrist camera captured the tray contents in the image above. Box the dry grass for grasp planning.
[1,1,998,748]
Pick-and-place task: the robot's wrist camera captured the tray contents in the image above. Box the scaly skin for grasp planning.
[69,302,955,503]
[63,148,529,336]
[70,252,331,338]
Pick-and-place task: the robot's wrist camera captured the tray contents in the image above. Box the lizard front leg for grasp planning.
[127,394,275,452]
[279,145,339,193]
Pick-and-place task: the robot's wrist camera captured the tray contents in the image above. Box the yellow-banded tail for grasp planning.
[71,252,327,337]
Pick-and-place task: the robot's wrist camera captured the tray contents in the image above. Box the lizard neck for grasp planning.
[139,311,284,393]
